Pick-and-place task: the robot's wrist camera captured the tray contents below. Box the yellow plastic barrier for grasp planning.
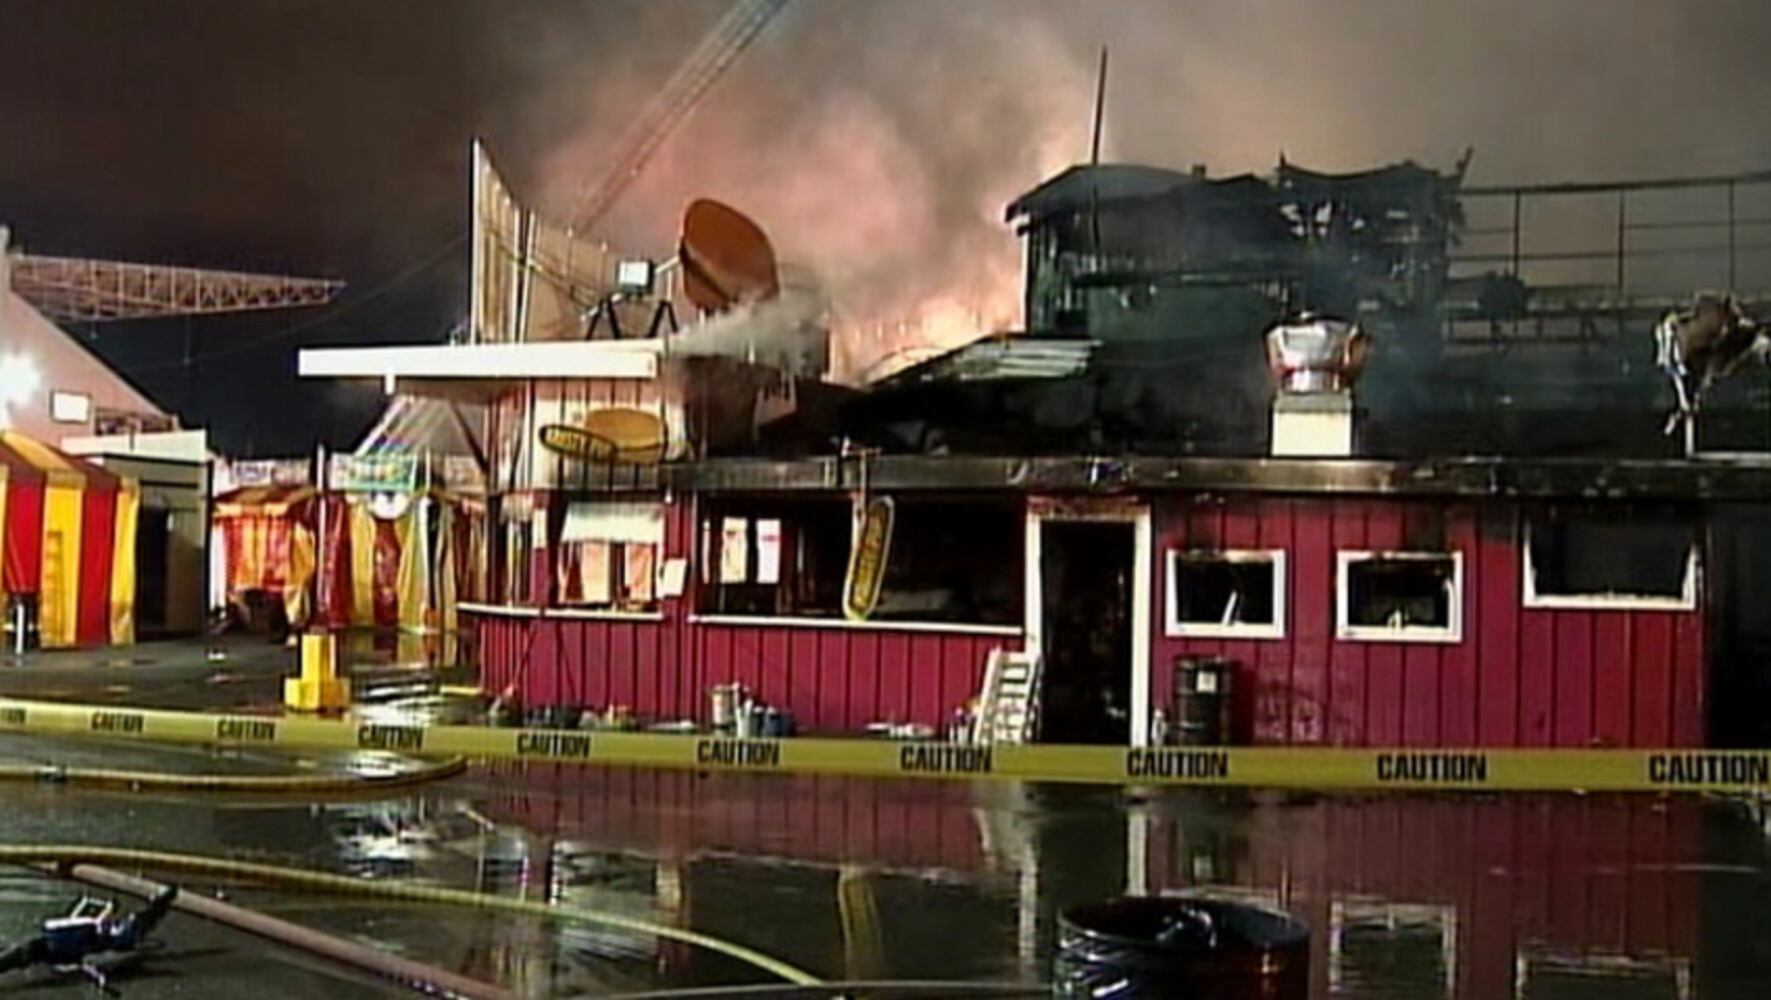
[2,697,1769,793]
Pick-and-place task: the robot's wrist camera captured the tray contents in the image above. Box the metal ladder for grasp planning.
[976,649,1042,745]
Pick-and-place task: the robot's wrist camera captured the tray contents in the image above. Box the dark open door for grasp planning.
[1038,520,1133,744]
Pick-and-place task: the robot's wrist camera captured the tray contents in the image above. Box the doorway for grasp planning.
[1037,520,1136,744]
[136,508,170,636]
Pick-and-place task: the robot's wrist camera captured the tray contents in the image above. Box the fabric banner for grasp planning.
[109,487,138,645]
[374,516,401,628]
[317,497,351,628]
[39,485,82,648]
[436,504,459,664]
[348,503,377,627]
[396,505,427,631]
[75,487,116,647]
[285,522,316,628]
[3,481,43,595]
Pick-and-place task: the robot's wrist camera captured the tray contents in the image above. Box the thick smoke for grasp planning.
[524,2,1093,381]
[499,0,1771,379]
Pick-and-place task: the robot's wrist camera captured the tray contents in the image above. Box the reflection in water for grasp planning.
[453,768,1771,998]
[219,766,1771,998]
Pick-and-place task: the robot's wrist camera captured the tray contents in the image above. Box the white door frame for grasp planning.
[1024,499,1154,747]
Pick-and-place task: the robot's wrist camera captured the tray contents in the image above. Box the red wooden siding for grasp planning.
[477,488,1704,746]
[471,493,1020,730]
[1155,496,1705,748]
[473,611,1013,730]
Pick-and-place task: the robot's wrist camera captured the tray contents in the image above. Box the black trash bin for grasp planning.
[1053,895,1309,999]
[1174,657,1235,745]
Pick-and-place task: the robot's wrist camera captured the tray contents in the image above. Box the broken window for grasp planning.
[1166,550,1285,638]
[698,497,1021,625]
[1329,901,1456,999]
[555,501,663,611]
[1525,508,1697,609]
[1338,552,1462,641]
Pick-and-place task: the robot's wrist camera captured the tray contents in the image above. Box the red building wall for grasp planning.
[1154,496,1706,748]
[471,494,1017,730]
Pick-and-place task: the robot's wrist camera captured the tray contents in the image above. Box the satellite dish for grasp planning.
[678,198,779,313]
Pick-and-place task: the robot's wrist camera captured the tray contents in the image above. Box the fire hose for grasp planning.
[0,845,823,989]
[0,756,467,794]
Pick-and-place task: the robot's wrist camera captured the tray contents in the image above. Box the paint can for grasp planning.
[709,683,746,733]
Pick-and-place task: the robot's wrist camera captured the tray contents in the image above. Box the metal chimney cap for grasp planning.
[1265,315,1369,394]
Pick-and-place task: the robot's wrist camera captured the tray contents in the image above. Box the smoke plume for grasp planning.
[499,0,1771,383]
[525,2,1094,381]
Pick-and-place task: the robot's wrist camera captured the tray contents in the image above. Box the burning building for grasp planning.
[303,144,1771,750]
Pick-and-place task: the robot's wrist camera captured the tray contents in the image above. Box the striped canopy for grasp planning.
[213,484,316,519]
[0,431,137,647]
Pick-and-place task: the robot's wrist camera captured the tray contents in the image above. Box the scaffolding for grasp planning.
[1445,168,1771,350]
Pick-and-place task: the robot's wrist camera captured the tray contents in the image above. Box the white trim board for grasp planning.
[1025,502,1154,747]
[299,341,660,381]
[1166,547,1288,639]
[1335,550,1465,644]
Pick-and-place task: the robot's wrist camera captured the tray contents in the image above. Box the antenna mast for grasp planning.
[1090,46,1109,165]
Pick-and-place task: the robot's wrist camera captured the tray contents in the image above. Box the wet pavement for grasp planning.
[0,641,1767,997]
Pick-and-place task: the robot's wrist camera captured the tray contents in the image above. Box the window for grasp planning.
[556,501,663,610]
[1166,549,1285,638]
[1329,900,1456,999]
[1515,949,1690,1000]
[49,391,91,424]
[699,498,1021,625]
[1524,509,1698,611]
[1337,551,1463,642]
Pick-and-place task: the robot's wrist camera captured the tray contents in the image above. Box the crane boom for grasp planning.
[8,253,344,322]
[570,0,793,228]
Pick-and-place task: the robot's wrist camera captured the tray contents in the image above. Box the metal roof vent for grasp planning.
[1265,315,1368,457]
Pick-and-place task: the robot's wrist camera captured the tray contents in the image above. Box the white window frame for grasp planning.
[1336,550,1464,643]
[1165,548,1286,639]
[1513,947,1692,1000]
[1521,522,1699,612]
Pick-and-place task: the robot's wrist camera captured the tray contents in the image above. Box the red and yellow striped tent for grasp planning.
[0,431,138,647]
[212,484,317,627]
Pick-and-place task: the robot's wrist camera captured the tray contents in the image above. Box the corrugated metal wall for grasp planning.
[1155,496,1706,747]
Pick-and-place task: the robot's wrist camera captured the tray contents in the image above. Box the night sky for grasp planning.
[0,0,730,455]
[7,1,1771,456]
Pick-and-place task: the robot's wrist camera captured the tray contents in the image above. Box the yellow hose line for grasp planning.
[0,845,822,987]
[0,756,468,794]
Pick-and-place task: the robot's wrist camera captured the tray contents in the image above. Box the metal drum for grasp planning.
[1174,656,1234,746]
[1054,896,1309,999]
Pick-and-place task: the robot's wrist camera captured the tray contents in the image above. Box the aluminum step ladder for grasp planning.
[975,649,1042,745]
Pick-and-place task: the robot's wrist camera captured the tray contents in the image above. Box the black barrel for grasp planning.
[1053,896,1309,999]
[1174,656,1234,746]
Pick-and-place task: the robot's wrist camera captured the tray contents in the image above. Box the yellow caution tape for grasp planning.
[2,697,1767,793]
